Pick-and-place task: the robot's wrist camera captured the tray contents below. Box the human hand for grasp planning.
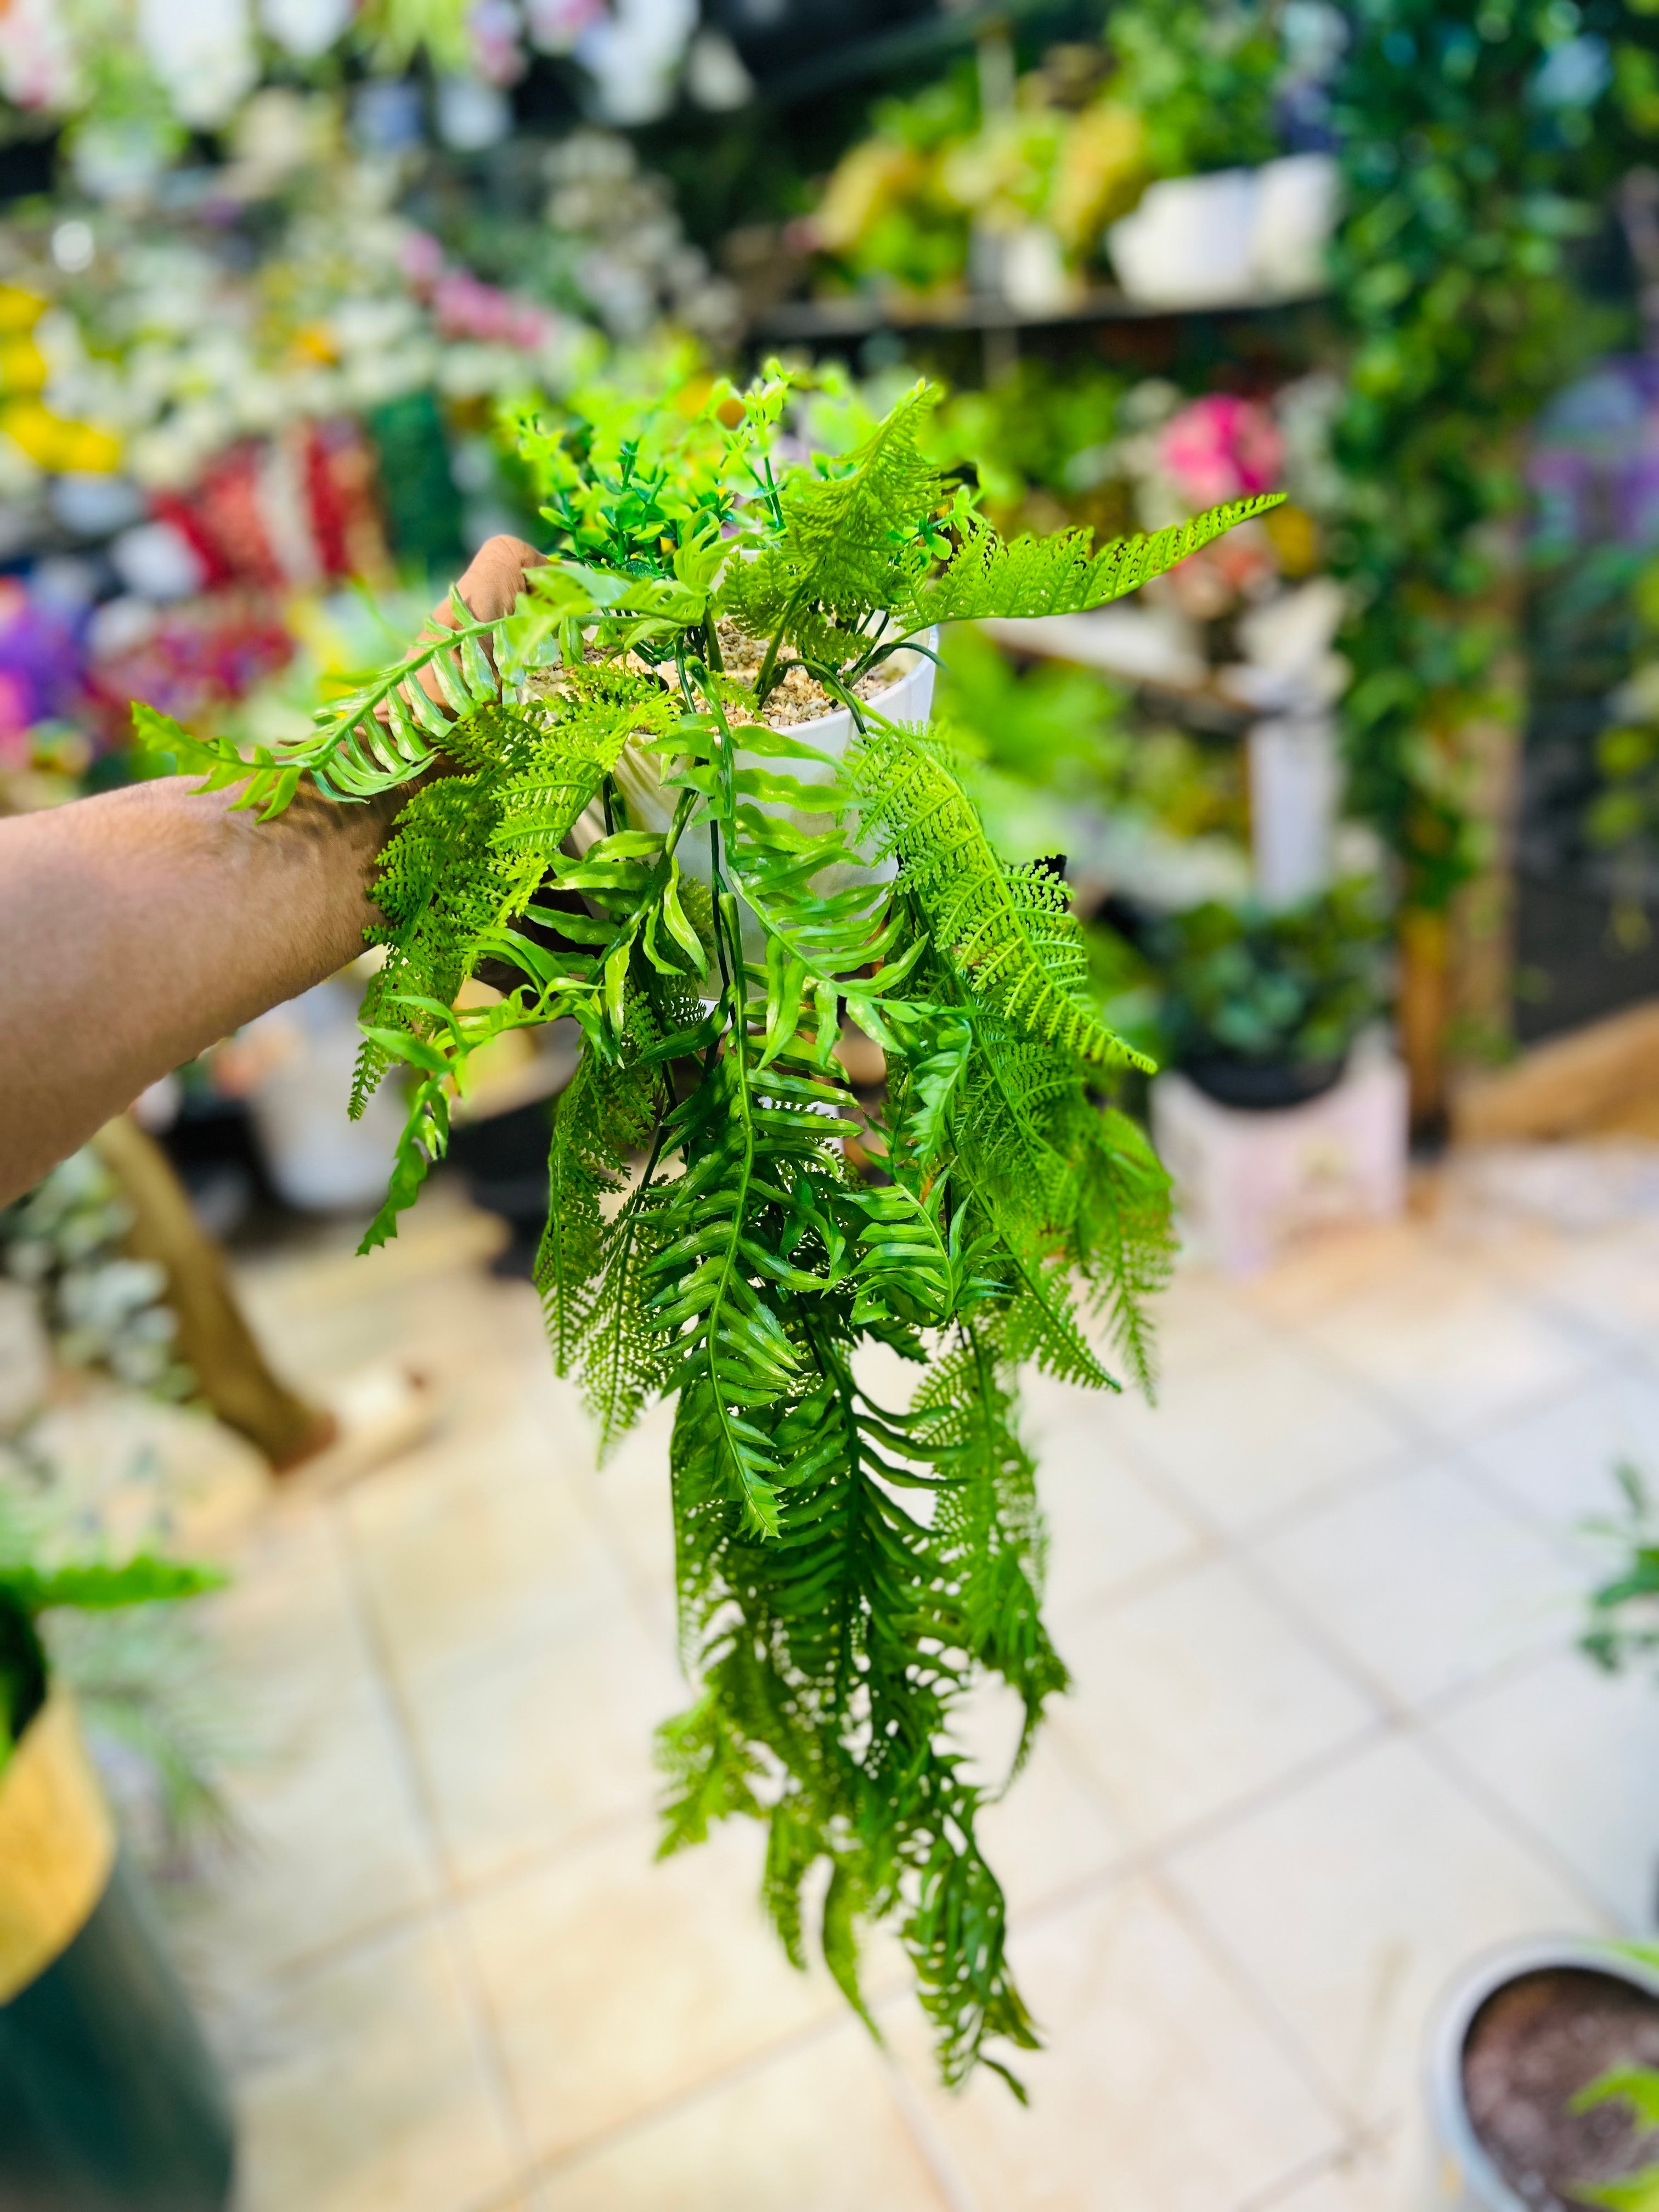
[387,534,546,725]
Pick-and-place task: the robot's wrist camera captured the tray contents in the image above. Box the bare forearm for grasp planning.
[0,536,541,1207]
[0,776,397,1203]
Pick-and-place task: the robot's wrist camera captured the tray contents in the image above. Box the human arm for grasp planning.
[0,534,540,1206]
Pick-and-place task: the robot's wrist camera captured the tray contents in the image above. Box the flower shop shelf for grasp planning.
[746,285,1329,348]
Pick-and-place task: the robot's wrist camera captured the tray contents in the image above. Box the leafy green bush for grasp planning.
[141,366,1274,2088]
[0,1531,222,1778]
[1146,880,1389,1070]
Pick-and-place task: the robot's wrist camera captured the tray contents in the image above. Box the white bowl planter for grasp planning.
[1424,1936,1659,2211]
[1108,155,1338,309]
[584,630,938,878]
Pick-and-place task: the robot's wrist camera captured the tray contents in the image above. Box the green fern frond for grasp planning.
[850,721,1153,1075]
[904,494,1285,627]
[224,365,1279,2094]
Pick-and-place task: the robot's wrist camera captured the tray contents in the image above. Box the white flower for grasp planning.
[257,0,353,60]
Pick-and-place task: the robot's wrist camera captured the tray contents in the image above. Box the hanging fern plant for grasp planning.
[142,369,1276,2091]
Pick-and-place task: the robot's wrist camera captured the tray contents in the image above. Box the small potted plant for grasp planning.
[1423,1467,1659,2210]
[143,364,1274,2089]
[0,1522,233,2211]
[1143,876,1388,1111]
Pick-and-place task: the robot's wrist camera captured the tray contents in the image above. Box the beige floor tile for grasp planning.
[1460,1363,1659,1532]
[1108,1338,1417,1533]
[573,1397,679,1618]
[1022,1388,1205,1615]
[413,1605,686,1885]
[890,1874,1341,2212]
[1048,1559,1378,1847]
[1430,1649,1659,1929]
[170,1505,438,1977]
[538,2023,950,2211]
[1133,1264,1274,1385]
[1238,1221,1435,1330]
[466,1816,847,2163]
[232,1918,518,2212]
[1257,2134,1412,2212]
[969,1731,1129,1916]
[1167,1735,1601,2128]
[344,1422,630,1693]
[1250,1464,1581,1712]
[1513,1222,1659,1352]
[1296,1263,1591,1442]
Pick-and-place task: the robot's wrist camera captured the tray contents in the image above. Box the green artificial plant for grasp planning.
[1146,881,1390,1074]
[0,1543,222,1779]
[1574,1468,1659,2208]
[139,368,1275,2090]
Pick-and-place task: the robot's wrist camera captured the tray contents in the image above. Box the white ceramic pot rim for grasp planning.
[579,626,938,858]
[1424,1934,1659,2211]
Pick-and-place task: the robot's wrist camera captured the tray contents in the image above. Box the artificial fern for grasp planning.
[140,369,1277,2089]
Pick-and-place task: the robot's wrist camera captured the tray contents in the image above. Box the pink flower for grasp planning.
[399,230,447,291]
[1157,394,1283,509]
[524,0,605,54]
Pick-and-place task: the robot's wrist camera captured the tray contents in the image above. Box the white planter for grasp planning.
[242,977,405,1212]
[1424,1937,1659,2211]
[1109,170,1260,309]
[1108,155,1338,309]
[1252,153,1340,299]
[584,633,938,872]
[1247,712,1340,909]
[1151,1039,1407,1274]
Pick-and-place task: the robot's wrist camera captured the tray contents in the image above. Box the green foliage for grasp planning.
[0,1511,223,1778]
[1146,882,1390,1070]
[1569,2063,1659,2210]
[151,367,1271,2087]
[1582,1460,1659,1675]
[1105,0,1282,177]
[1329,0,1658,912]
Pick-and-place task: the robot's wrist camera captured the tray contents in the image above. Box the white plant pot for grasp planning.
[1247,711,1340,909]
[1108,170,1260,308]
[1108,155,1338,309]
[242,977,405,1212]
[584,633,938,876]
[1251,153,1340,299]
[1423,1937,1659,2210]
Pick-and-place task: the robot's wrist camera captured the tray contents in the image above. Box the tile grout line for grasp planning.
[1411,1720,1631,1938]
[1022,1714,1397,1939]
[1146,1858,1362,2146]
[877,2055,985,2212]
[324,1497,544,2204]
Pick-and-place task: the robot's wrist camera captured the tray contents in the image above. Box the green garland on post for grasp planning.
[1329,0,1659,1089]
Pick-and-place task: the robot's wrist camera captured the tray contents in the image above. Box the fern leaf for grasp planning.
[903,494,1285,627]
[850,723,1153,1074]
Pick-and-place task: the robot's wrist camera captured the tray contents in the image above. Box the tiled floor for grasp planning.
[159,1154,1659,2212]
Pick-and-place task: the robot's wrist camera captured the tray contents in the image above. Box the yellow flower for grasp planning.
[0,337,47,396]
[1047,103,1148,257]
[0,286,47,337]
[0,400,121,473]
[1262,501,1321,578]
[814,139,927,255]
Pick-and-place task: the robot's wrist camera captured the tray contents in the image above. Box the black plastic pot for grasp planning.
[0,1846,235,2212]
[1182,1052,1347,1112]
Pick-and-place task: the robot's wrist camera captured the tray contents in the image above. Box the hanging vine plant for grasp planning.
[141,370,1274,2090]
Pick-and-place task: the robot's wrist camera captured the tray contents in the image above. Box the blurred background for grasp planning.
[10,3,1659,2209]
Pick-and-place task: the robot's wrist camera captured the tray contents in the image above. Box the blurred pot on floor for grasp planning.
[1144,879,1389,1109]
[1424,1937,1659,2211]
[0,1682,235,2212]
